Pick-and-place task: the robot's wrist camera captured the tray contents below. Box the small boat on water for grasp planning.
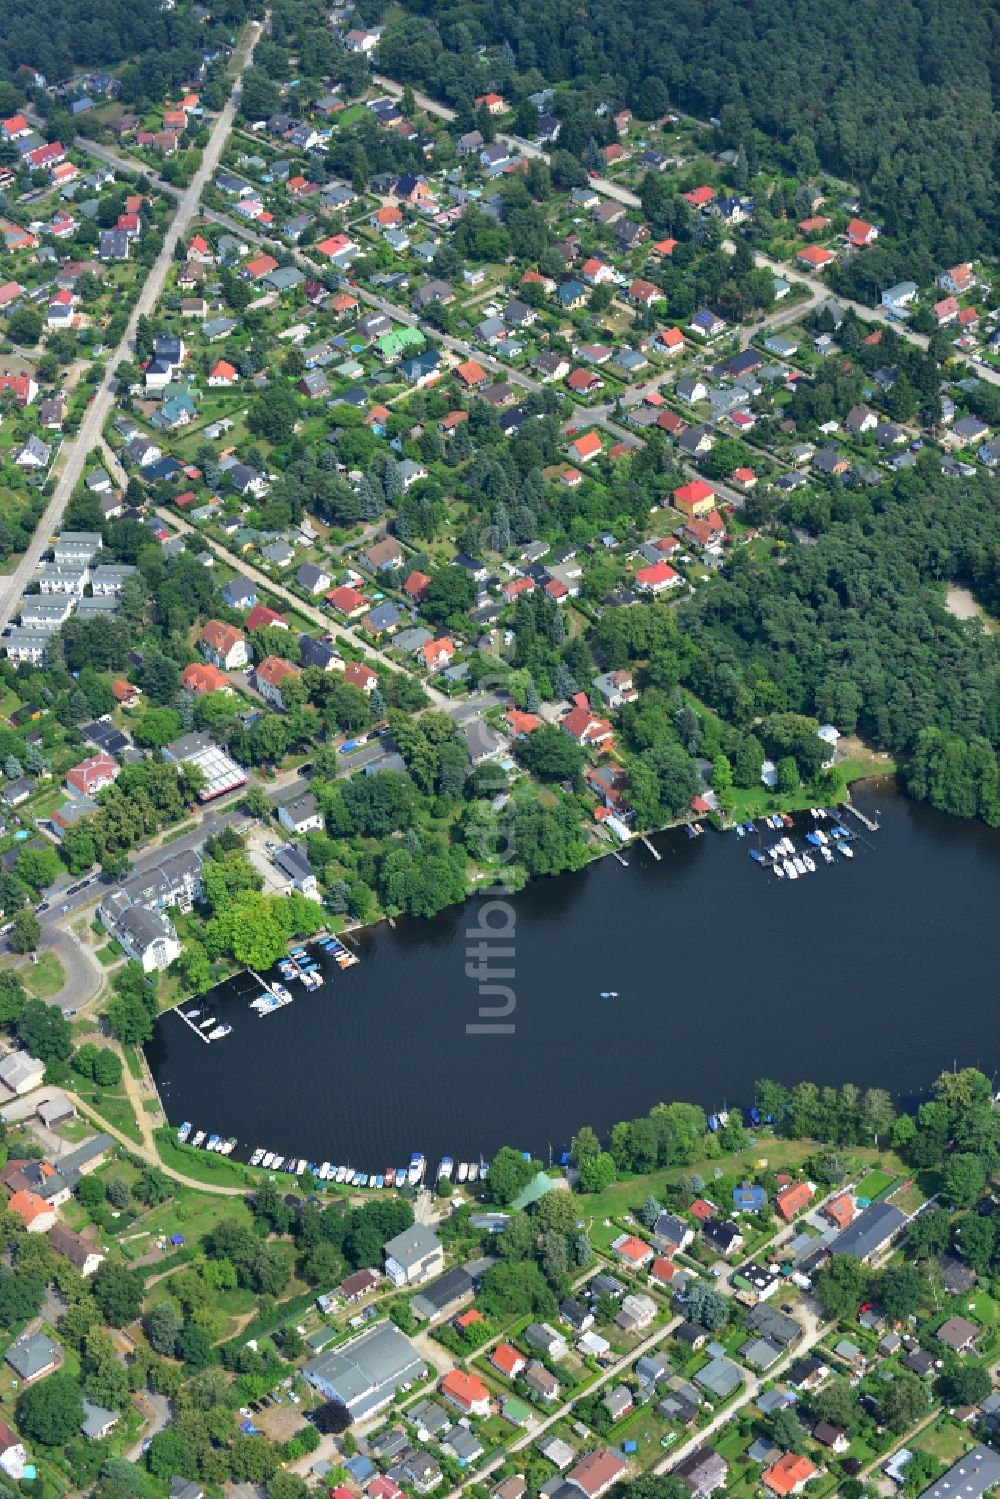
[683,823,696,839]
[199,1016,216,1029]
[599,989,619,998]
[464,1161,477,1182]
[206,1134,220,1150]
[435,1159,451,1182]
[774,862,785,878]
[208,1024,232,1040]
[222,1138,236,1155]
[821,845,834,864]
[320,1162,331,1180]
[296,1160,308,1176]
[479,1162,489,1181]
[271,983,293,1003]
[802,854,816,873]
[744,820,755,833]
[783,860,798,881]
[375,1174,385,1189]
[250,1148,264,1166]
[457,1162,468,1183]
[184,1008,200,1020]
[386,1167,396,1186]
[192,1130,205,1146]
[408,1153,425,1185]
[271,1155,284,1171]
[792,856,807,874]
[749,848,766,865]
[177,1122,192,1142]
[782,812,795,827]
[260,1152,274,1169]
[838,842,854,858]
[735,824,744,838]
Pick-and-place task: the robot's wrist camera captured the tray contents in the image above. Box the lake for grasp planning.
[146,782,1000,1175]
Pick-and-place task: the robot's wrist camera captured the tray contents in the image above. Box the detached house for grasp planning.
[254,656,301,710]
[199,620,248,669]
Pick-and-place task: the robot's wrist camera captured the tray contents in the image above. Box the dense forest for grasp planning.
[0,0,252,90]
[676,464,1000,822]
[385,0,1000,262]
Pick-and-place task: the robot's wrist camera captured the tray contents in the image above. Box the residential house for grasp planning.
[254,656,301,710]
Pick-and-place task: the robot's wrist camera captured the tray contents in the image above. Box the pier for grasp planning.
[177,1009,211,1044]
[611,848,629,866]
[844,802,880,832]
[640,834,662,862]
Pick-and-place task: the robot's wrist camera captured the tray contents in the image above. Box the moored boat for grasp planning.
[177,1122,191,1143]
[457,1162,468,1183]
[250,1148,264,1166]
[408,1153,425,1185]
[192,1130,205,1146]
[208,1024,232,1040]
[436,1158,452,1182]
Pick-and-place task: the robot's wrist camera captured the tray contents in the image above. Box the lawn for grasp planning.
[14,950,66,999]
[913,1417,976,1465]
[856,1169,896,1201]
[75,1084,143,1145]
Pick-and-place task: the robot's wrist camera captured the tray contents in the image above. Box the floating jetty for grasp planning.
[177,1010,211,1044]
[843,801,880,832]
[639,834,661,862]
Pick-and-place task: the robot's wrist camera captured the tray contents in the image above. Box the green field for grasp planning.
[856,1169,895,1200]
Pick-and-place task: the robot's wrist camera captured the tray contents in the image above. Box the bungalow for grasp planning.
[797,245,836,270]
[612,1233,654,1268]
[568,368,602,395]
[683,186,715,208]
[207,359,238,387]
[635,561,680,594]
[846,218,878,248]
[763,1455,817,1497]
[327,586,369,618]
[569,432,603,464]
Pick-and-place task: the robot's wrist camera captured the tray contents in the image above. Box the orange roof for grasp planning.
[504,577,535,599]
[2,115,28,136]
[764,1454,817,1497]
[506,708,541,736]
[571,431,603,460]
[650,1256,681,1283]
[492,1343,525,1377]
[652,238,678,256]
[256,655,300,688]
[440,1369,490,1408]
[797,216,831,234]
[421,637,454,667]
[316,234,352,258]
[245,253,278,278]
[210,359,237,381]
[614,1234,652,1264]
[797,244,836,268]
[403,569,431,599]
[455,1309,483,1329]
[456,359,487,386]
[683,185,715,206]
[345,661,378,689]
[635,561,678,588]
[181,662,229,694]
[111,679,137,702]
[373,205,402,225]
[847,217,876,244]
[823,1194,854,1229]
[331,293,358,312]
[201,619,244,656]
[561,467,583,486]
[775,1180,814,1220]
[8,1189,51,1225]
[661,326,684,348]
[673,479,714,507]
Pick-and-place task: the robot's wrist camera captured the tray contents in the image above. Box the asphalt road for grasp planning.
[0,18,263,636]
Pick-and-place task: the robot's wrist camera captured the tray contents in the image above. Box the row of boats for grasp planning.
[182,1009,232,1041]
[749,824,856,880]
[177,1123,236,1152]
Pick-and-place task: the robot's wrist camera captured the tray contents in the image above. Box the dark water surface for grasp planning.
[146,783,1000,1173]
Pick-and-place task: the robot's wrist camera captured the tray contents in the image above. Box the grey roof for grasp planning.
[384,1223,440,1272]
[6,1332,59,1380]
[746,1303,800,1347]
[830,1201,907,1259]
[695,1356,742,1399]
[922,1447,1000,1499]
[81,1398,118,1438]
[303,1323,426,1417]
[410,1265,474,1318]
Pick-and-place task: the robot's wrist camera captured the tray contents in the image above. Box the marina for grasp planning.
[147,783,1000,1167]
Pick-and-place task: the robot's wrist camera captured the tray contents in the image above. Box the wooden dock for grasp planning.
[844,802,879,832]
[177,1009,210,1044]
[640,834,662,861]
[611,848,629,866]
